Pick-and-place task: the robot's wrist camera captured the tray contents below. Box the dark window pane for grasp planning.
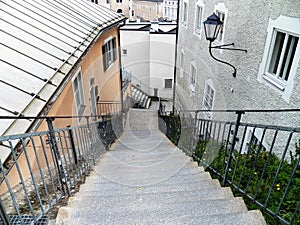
[268,31,285,75]
[283,36,298,81]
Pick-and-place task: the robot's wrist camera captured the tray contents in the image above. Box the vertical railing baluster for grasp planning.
[46,118,70,197]
[30,136,51,211]
[0,158,15,225]
[231,125,248,184]
[39,135,58,202]
[223,111,244,186]
[264,131,294,208]
[276,131,297,216]
[190,111,198,157]
[20,138,44,218]
[245,128,267,193]
[86,117,96,165]
[8,140,35,220]
[254,130,278,200]
[63,130,76,188]
[57,132,70,187]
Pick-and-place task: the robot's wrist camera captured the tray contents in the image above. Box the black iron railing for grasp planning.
[159,108,300,225]
[0,114,123,225]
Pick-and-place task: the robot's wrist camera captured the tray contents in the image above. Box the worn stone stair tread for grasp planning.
[68,187,234,208]
[56,198,247,224]
[84,171,212,186]
[78,179,221,194]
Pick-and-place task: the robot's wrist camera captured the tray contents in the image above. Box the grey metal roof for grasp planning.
[0,0,125,159]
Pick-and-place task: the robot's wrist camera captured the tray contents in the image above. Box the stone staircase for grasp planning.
[131,85,151,109]
[55,109,266,225]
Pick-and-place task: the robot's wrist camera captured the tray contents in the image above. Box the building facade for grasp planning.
[120,22,176,99]
[162,0,178,21]
[175,0,300,122]
[175,0,300,154]
[134,0,164,21]
[0,0,126,191]
[89,0,134,20]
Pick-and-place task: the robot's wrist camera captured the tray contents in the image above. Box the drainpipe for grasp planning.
[118,19,126,113]
[172,0,180,114]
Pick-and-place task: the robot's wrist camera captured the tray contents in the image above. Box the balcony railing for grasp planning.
[97,101,122,117]
[0,114,123,225]
[159,108,300,225]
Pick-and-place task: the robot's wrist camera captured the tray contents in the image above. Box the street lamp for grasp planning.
[203,13,247,77]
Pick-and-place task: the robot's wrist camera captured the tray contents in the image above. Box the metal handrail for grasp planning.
[0,113,124,224]
[159,110,300,225]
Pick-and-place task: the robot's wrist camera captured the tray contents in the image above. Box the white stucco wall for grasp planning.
[120,23,176,99]
[149,33,176,99]
[120,29,151,95]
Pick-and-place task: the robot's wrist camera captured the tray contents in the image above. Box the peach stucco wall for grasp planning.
[0,26,122,195]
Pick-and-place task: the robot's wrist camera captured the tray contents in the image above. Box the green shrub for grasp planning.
[193,138,300,225]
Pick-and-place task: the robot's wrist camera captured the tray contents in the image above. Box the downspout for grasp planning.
[118,19,126,113]
[172,0,180,114]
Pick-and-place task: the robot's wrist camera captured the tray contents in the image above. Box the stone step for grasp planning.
[78,179,221,194]
[69,187,234,208]
[83,171,213,187]
[56,198,248,225]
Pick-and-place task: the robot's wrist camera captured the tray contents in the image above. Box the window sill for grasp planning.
[262,75,285,91]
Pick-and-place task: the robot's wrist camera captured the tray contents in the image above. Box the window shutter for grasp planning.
[112,37,117,61]
[102,45,107,71]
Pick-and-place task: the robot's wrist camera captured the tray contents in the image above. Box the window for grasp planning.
[203,80,214,118]
[266,31,298,83]
[258,16,300,101]
[194,0,204,35]
[182,1,188,27]
[122,49,128,55]
[116,0,122,2]
[164,79,172,89]
[102,37,117,71]
[72,69,86,118]
[216,11,225,42]
[179,49,185,76]
[189,63,196,94]
[214,3,228,44]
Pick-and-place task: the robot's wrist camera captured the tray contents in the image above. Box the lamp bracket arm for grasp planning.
[210,42,247,53]
[209,42,237,77]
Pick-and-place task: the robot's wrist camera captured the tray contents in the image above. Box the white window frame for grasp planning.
[179,49,185,77]
[214,3,228,45]
[189,62,196,95]
[194,0,204,37]
[182,0,188,27]
[202,79,215,118]
[72,69,86,119]
[242,128,268,154]
[257,15,300,101]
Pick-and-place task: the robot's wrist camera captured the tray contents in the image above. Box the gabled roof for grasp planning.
[0,0,125,159]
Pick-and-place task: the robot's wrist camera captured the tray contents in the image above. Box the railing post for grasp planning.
[67,126,78,165]
[46,118,70,196]
[86,117,96,165]
[222,111,244,186]
[190,111,199,156]
[0,200,10,225]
